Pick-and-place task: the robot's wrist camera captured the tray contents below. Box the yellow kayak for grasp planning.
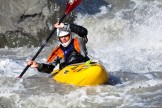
[51,61,109,86]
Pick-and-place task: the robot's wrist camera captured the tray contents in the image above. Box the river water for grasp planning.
[0,0,162,108]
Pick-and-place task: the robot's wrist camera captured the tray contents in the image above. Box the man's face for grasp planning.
[59,34,70,43]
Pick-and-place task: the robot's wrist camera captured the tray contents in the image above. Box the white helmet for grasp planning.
[57,29,72,47]
[57,29,70,37]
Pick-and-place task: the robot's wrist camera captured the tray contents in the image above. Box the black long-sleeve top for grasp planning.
[37,23,88,74]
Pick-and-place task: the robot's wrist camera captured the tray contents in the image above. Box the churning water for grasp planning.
[0,0,162,107]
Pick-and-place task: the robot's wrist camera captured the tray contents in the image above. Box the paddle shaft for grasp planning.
[18,0,82,78]
[18,14,66,78]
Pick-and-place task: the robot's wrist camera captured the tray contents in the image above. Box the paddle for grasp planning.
[17,0,82,78]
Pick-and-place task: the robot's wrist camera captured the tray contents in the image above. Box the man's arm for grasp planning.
[63,23,88,38]
[37,57,60,73]
[37,63,55,74]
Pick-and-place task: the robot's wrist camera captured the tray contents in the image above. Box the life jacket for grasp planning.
[47,37,81,63]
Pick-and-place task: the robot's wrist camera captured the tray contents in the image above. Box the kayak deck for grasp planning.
[52,62,109,86]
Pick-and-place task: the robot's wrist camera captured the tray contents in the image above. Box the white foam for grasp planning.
[0,1,162,108]
[74,0,162,73]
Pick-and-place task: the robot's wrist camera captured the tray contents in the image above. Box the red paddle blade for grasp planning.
[65,0,82,15]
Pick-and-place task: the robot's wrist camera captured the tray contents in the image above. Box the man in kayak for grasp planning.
[27,22,90,73]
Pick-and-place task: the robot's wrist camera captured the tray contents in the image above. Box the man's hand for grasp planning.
[54,22,64,29]
[27,60,39,68]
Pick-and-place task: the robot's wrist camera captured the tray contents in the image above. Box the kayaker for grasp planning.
[27,22,90,73]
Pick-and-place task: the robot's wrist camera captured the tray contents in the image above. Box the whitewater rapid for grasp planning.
[0,0,162,108]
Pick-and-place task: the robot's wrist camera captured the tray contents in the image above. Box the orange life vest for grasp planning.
[47,37,81,63]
